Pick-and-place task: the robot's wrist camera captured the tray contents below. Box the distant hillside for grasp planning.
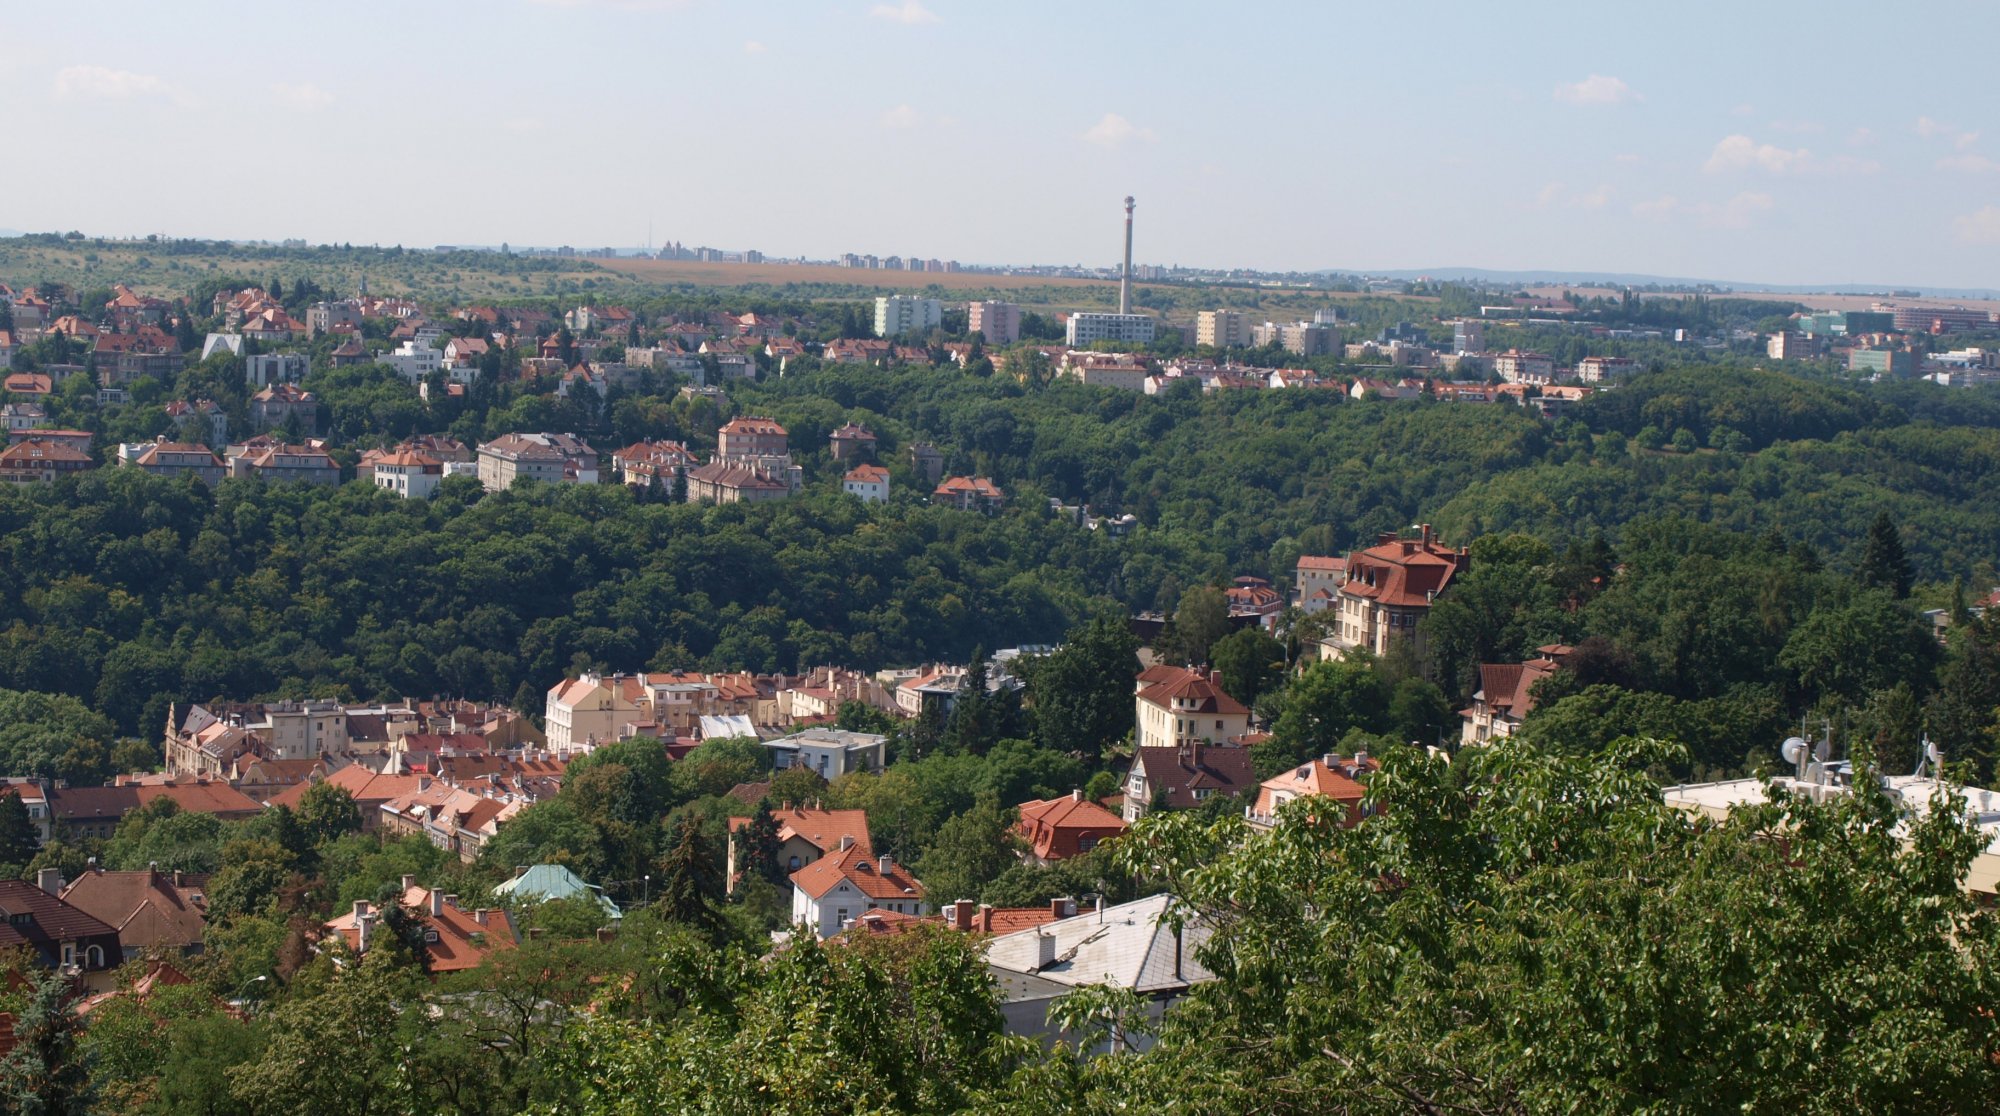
[1343,266,2000,301]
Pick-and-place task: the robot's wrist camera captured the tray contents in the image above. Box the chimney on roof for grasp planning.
[1036,930,1058,970]
[474,908,489,925]
[978,903,994,933]
[36,868,63,895]
[173,870,186,888]
[878,854,894,875]
[1052,896,1076,919]
[950,898,974,930]
[429,890,445,916]
[401,874,416,892]
[1209,670,1224,690]
[1420,523,1433,545]
[1323,753,1337,769]
[1071,788,1084,802]
[839,835,855,851]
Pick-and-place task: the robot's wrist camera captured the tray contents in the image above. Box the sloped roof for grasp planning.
[983,893,1213,995]
[1017,794,1128,861]
[1132,745,1257,809]
[59,869,207,952]
[791,845,922,902]
[325,885,516,973]
[729,807,871,858]
[266,765,423,811]
[0,880,120,950]
[491,864,620,918]
[1135,667,1249,717]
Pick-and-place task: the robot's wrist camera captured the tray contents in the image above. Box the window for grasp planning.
[788,855,801,871]
[84,945,103,969]
[61,943,75,965]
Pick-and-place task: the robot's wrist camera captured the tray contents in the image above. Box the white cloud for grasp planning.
[1536,182,1611,209]
[869,0,939,24]
[1846,126,1876,146]
[53,65,190,106]
[1630,191,1771,229]
[1704,134,1810,174]
[879,104,921,129]
[1081,112,1154,147]
[271,82,333,110]
[743,39,766,54]
[1939,154,2000,175]
[1917,115,1981,150]
[1708,191,1774,230]
[1632,195,1679,222]
[1957,131,1981,150]
[1955,206,2000,245]
[1702,135,1878,176]
[1553,74,1636,105]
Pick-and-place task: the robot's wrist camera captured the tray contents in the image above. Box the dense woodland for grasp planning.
[8,267,2000,1111]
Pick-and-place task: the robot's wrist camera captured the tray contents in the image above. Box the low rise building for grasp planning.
[843,463,891,503]
[764,729,888,779]
[1016,791,1128,864]
[1245,753,1378,830]
[1123,740,1256,823]
[371,450,445,499]
[121,441,225,484]
[477,432,598,490]
[1133,665,1251,753]
[0,440,94,484]
[1321,525,1469,664]
[933,475,1004,512]
[326,879,516,974]
[791,846,926,938]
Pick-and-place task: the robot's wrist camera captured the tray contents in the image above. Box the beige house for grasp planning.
[1133,666,1251,753]
[544,673,649,753]
[477,432,598,491]
[1321,525,1469,664]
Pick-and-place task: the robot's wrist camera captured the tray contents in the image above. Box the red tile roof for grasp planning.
[791,845,923,902]
[59,869,207,953]
[1135,666,1249,717]
[1016,793,1128,861]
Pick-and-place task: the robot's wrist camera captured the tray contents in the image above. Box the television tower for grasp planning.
[1119,196,1135,315]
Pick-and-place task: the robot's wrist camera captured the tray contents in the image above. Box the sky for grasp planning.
[2,0,1996,290]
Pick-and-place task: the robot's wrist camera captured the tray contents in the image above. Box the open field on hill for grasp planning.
[1526,283,2000,315]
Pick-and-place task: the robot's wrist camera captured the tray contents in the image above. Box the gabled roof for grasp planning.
[0,880,121,950]
[1134,666,1249,717]
[59,869,207,952]
[491,864,619,918]
[729,807,871,858]
[266,765,423,810]
[982,893,1213,994]
[325,885,516,973]
[1132,744,1257,809]
[844,464,890,483]
[1016,793,1128,860]
[790,844,922,902]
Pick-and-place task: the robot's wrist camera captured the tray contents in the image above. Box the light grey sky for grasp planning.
[3,1,1995,288]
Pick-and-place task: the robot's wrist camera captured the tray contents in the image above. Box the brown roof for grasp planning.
[719,416,787,437]
[59,869,207,952]
[687,460,788,491]
[1133,744,1257,810]
[325,885,515,973]
[0,441,92,465]
[1339,532,1469,609]
[266,766,423,811]
[1016,793,1128,861]
[729,807,871,857]
[0,879,121,951]
[49,780,263,823]
[844,464,890,483]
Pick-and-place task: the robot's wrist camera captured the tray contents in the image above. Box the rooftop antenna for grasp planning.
[1119,196,1135,315]
[1914,735,1942,779]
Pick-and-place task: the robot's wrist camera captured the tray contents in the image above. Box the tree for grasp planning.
[915,795,1019,907]
[1255,656,1390,775]
[1,965,94,1116]
[227,951,418,1116]
[1858,511,1914,599]
[733,801,783,889]
[1209,626,1284,709]
[0,790,40,875]
[653,814,722,934]
[1161,586,1231,667]
[944,647,1000,756]
[293,782,364,849]
[1005,737,2000,1112]
[1024,617,1139,762]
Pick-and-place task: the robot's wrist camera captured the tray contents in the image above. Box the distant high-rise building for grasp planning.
[969,301,1022,345]
[1197,310,1251,348]
[875,296,943,338]
[1453,319,1485,354]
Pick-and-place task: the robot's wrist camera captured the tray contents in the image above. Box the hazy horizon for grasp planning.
[2,0,1994,290]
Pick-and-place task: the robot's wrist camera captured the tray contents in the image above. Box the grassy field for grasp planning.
[1526,283,2000,315]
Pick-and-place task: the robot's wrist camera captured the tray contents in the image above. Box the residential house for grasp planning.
[328,337,369,367]
[477,432,598,491]
[267,766,426,828]
[0,402,46,431]
[325,879,516,974]
[1576,356,1638,383]
[371,450,445,499]
[1133,666,1251,753]
[118,440,222,483]
[226,442,340,485]
[685,460,791,504]
[1224,576,1285,628]
[544,672,649,753]
[0,373,53,397]
[982,893,1214,1049]
[248,384,318,434]
[611,440,698,494]
[382,340,443,383]
[725,807,872,890]
[57,868,208,960]
[48,779,262,841]
[1295,555,1346,615]
[829,423,877,461]
[1123,739,1257,823]
[1321,524,1469,665]
[492,864,620,920]
[0,877,123,986]
[1245,753,1379,830]
[441,336,490,378]
[1460,645,1572,746]
[764,729,888,779]
[1493,350,1558,384]
[933,475,1004,512]
[0,781,51,844]
[791,846,927,938]
[0,441,94,484]
[163,399,228,444]
[378,783,520,863]
[843,463,890,504]
[1016,791,1129,864]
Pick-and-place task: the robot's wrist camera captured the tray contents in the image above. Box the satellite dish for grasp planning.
[1926,739,1943,765]
[1780,737,1806,765]
[1813,738,1832,763]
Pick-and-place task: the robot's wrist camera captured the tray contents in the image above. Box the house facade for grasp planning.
[1320,524,1470,664]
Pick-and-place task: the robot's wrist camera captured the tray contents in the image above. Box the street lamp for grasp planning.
[643,874,650,904]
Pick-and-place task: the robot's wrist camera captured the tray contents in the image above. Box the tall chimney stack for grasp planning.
[1119,196,1135,315]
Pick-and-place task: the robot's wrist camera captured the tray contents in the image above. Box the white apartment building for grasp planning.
[245,353,310,389]
[874,296,942,338]
[842,463,890,504]
[1065,312,1156,347]
[1196,309,1251,348]
[382,340,443,383]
